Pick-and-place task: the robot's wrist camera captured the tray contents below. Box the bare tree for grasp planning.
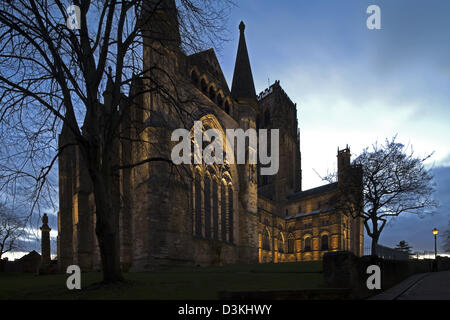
[325,137,437,256]
[0,203,26,259]
[0,0,232,282]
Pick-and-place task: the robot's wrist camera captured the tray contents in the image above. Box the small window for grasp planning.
[217,94,223,107]
[225,101,230,114]
[288,236,295,254]
[201,79,207,93]
[285,209,289,216]
[321,235,329,251]
[209,86,216,100]
[304,237,311,252]
[191,70,199,86]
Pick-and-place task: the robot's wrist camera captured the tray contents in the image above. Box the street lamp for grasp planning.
[432,228,439,259]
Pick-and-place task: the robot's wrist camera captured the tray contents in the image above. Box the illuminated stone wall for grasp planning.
[57,9,363,271]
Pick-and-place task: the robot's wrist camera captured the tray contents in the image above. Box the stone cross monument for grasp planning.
[40,213,51,266]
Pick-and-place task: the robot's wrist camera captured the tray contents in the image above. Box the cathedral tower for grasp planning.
[130,0,186,270]
[230,21,259,263]
[257,81,302,210]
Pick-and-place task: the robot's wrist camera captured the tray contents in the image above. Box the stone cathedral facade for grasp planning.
[57,2,363,272]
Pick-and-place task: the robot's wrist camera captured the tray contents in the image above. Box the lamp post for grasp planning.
[432,228,439,259]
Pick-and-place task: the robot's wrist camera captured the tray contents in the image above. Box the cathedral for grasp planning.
[57,2,364,272]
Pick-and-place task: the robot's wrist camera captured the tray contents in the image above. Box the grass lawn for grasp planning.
[0,261,324,300]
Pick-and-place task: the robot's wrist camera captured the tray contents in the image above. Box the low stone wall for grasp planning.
[219,288,351,300]
[323,251,450,298]
[1,259,40,273]
[436,256,450,271]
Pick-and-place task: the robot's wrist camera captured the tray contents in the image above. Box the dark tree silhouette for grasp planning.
[0,203,26,259]
[395,240,413,257]
[324,137,437,256]
[0,0,232,282]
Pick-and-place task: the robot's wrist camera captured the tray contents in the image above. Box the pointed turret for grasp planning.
[231,21,256,101]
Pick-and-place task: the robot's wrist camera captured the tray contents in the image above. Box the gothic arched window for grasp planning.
[262,229,270,251]
[191,70,199,86]
[204,175,211,239]
[288,234,295,254]
[221,182,227,241]
[217,94,223,107]
[201,79,207,94]
[304,237,311,252]
[212,178,219,240]
[190,116,235,244]
[209,86,216,100]
[228,185,233,243]
[321,235,329,251]
[278,234,285,253]
[194,173,202,237]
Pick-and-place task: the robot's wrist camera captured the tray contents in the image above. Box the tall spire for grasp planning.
[231,21,256,101]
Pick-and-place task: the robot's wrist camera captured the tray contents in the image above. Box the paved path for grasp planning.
[370,270,450,300]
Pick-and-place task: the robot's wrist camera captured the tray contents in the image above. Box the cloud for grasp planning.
[435,153,450,168]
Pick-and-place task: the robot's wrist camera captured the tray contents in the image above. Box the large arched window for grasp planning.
[194,173,202,237]
[190,116,235,244]
[304,237,311,252]
[204,175,211,239]
[288,234,295,254]
[212,178,219,240]
[228,185,233,243]
[262,229,270,251]
[221,182,227,241]
[321,234,329,251]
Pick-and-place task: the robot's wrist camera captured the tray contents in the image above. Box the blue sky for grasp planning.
[216,0,450,252]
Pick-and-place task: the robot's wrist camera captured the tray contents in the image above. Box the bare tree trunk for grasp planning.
[371,233,379,257]
[91,165,123,283]
[96,221,122,283]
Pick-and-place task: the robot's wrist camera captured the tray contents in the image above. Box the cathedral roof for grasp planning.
[287,182,338,202]
[285,207,335,220]
[188,48,230,95]
[231,21,256,101]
